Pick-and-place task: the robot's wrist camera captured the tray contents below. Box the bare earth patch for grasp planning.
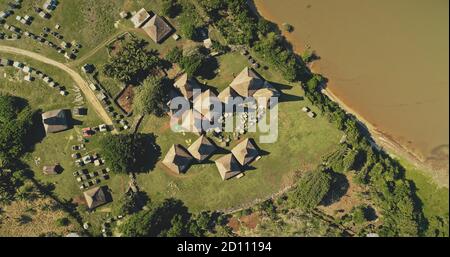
[318,173,369,218]
[116,85,135,114]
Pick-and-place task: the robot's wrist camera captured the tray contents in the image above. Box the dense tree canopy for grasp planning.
[119,198,200,237]
[134,76,169,117]
[99,133,160,173]
[177,1,204,40]
[161,0,181,18]
[103,38,161,84]
[0,95,34,167]
[289,169,332,211]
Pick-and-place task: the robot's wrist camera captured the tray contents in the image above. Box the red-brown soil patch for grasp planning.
[117,85,135,114]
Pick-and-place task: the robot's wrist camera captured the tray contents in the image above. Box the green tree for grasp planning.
[289,169,332,211]
[134,76,168,117]
[56,217,71,227]
[99,133,160,173]
[119,198,194,237]
[161,0,180,18]
[165,46,183,63]
[103,38,161,84]
[179,48,207,76]
[0,95,34,166]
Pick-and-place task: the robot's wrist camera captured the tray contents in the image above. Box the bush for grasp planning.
[0,95,34,167]
[56,217,71,227]
[179,48,207,76]
[161,0,180,18]
[134,76,168,117]
[119,198,198,237]
[289,169,332,211]
[103,38,161,84]
[99,133,160,173]
[165,46,183,63]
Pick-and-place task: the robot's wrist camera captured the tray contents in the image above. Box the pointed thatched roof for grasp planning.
[142,14,173,44]
[230,67,265,97]
[173,73,201,100]
[253,87,280,107]
[215,154,242,180]
[83,186,108,210]
[41,109,70,134]
[193,89,220,120]
[218,86,240,104]
[188,135,217,162]
[162,144,194,174]
[231,138,259,166]
[179,109,204,135]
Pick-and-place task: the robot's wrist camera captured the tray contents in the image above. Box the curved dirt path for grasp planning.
[0,45,114,128]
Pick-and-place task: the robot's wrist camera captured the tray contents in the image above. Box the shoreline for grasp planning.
[250,0,448,188]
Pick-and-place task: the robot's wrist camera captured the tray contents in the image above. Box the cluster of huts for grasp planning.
[0,57,69,95]
[124,8,174,44]
[169,67,280,135]
[162,135,260,180]
[161,66,280,181]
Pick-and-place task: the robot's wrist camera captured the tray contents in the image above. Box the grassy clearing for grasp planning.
[401,159,449,219]
[136,50,343,212]
[0,0,126,61]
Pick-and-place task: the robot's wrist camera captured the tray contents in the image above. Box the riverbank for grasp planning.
[250,0,448,188]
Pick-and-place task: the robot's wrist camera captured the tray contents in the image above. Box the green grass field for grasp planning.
[135,50,343,212]
[401,159,449,220]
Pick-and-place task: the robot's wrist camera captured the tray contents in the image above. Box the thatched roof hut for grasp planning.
[230,67,265,97]
[41,109,70,134]
[142,14,173,44]
[231,138,259,166]
[253,87,280,108]
[193,89,220,120]
[215,154,242,180]
[162,144,194,174]
[188,135,217,162]
[83,186,109,210]
[173,73,201,100]
[218,86,240,104]
[179,109,205,135]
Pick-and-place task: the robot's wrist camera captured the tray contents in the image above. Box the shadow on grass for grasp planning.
[135,133,162,173]
[321,172,349,206]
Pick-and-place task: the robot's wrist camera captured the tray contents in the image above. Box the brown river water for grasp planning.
[254,0,449,181]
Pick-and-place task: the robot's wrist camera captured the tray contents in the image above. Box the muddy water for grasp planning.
[254,0,449,174]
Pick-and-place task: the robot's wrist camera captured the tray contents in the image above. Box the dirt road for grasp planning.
[0,45,114,127]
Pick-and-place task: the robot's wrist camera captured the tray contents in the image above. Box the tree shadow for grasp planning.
[268,81,293,91]
[197,56,219,80]
[279,93,303,103]
[321,172,350,206]
[135,133,161,173]
[25,110,46,153]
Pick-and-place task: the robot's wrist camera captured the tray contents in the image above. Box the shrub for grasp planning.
[289,169,332,211]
